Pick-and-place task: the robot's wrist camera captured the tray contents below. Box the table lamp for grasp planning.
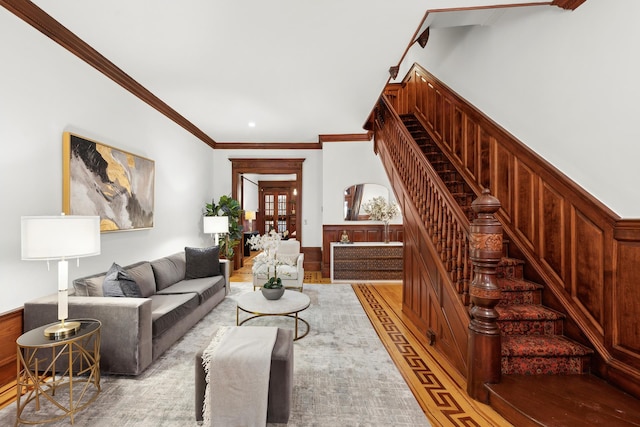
[21,214,101,339]
[245,210,256,232]
[203,216,228,246]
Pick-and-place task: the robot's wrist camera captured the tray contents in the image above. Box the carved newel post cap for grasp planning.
[472,188,501,216]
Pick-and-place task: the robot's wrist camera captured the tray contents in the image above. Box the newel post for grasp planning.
[467,188,502,402]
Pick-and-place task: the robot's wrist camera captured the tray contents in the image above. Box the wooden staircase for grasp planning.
[401,114,594,377]
[395,113,640,425]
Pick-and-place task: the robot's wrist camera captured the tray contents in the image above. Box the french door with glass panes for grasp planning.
[262,190,289,234]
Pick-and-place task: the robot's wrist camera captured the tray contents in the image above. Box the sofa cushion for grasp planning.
[125,262,156,298]
[103,263,142,297]
[185,246,220,279]
[276,253,298,266]
[151,252,187,291]
[156,276,225,304]
[73,273,107,296]
[149,293,199,338]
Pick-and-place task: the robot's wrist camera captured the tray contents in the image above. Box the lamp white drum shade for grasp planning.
[21,215,101,260]
[21,215,100,338]
[203,216,228,234]
[244,211,256,221]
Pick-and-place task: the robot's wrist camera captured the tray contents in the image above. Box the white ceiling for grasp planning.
[29,0,551,144]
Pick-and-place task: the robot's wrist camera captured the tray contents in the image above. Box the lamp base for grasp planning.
[44,320,81,339]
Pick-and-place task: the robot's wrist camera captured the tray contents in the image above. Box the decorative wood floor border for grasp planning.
[352,283,512,427]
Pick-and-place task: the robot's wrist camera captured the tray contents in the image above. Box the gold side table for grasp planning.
[15,318,101,425]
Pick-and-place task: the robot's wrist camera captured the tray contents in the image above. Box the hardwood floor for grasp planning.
[352,283,512,427]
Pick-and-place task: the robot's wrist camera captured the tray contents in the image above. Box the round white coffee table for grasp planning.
[236,290,310,340]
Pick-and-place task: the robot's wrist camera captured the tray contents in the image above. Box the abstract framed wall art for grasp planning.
[63,132,155,232]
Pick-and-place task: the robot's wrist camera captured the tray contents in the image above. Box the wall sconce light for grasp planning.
[21,215,101,338]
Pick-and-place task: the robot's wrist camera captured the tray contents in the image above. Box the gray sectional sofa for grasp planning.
[23,249,229,375]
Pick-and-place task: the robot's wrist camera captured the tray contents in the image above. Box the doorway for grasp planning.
[259,180,297,237]
[230,158,304,269]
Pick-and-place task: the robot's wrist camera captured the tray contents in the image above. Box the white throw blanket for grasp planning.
[201,326,278,427]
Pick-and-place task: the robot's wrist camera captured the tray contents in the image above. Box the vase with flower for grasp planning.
[362,196,399,243]
[247,230,286,299]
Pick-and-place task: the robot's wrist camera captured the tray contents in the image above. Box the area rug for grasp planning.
[0,282,431,427]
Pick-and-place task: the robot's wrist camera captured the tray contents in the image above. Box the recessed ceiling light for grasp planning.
[248,122,256,128]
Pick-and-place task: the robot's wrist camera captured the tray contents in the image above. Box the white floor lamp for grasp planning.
[203,216,228,246]
[21,215,101,339]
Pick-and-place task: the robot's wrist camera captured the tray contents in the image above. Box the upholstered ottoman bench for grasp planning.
[195,327,294,424]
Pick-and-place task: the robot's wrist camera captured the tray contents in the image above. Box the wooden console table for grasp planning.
[330,242,403,282]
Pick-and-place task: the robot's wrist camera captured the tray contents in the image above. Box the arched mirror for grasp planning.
[344,183,389,220]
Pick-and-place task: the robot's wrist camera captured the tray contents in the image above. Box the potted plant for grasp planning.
[204,195,243,259]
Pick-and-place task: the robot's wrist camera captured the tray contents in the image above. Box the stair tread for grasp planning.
[497,304,564,321]
[487,375,640,427]
[499,257,525,266]
[502,335,593,357]
[498,277,544,291]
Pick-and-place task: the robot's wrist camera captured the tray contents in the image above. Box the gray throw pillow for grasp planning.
[185,246,220,279]
[103,263,142,298]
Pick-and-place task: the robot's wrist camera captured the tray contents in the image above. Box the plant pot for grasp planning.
[261,287,285,300]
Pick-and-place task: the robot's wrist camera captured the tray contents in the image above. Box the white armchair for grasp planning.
[253,239,304,291]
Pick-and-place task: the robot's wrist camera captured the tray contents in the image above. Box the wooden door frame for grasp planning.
[258,180,297,236]
[230,158,304,268]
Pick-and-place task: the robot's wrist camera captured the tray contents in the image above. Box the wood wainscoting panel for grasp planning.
[464,115,478,179]
[540,180,567,284]
[442,97,454,151]
[513,158,536,251]
[479,127,491,190]
[0,309,22,392]
[572,209,605,331]
[493,138,513,223]
[301,246,321,272]
[453,107,464,165]
[614,240,640,357]
[401,198,469,376]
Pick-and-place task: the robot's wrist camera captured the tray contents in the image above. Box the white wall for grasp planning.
[211,149,324,247]
[322,141,401,225]
[0,10,215,313]
[399,0,640,217]
[241,175,260,212]
[212,143,401,248]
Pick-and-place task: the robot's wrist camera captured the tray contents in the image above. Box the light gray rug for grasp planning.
[1,283,431,426]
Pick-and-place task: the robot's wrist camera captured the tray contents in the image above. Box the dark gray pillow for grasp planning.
[185,246,220,279]
[103,263,142,298]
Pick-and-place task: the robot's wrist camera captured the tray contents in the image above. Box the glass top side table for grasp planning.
[15,318,101,425]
